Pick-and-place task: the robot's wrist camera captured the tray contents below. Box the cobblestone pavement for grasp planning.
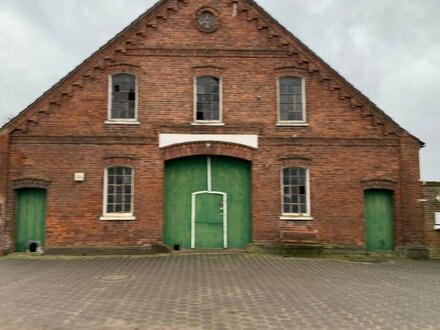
[1,253,440,330]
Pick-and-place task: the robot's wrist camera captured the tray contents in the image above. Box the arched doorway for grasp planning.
[164,156,251,250]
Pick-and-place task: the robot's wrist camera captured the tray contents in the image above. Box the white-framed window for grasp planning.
[100,166,135,221]
[280,167,312,220]
[278,76,306,125]
[194,76,222,124]
[106,73,139,124]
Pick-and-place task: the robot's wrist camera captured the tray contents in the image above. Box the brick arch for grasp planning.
[161,141,255,161]
[12,178,51,190]
[361,178,397,191]
[105,63,143,75]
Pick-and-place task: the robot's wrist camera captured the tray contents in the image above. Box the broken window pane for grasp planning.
[111,74,136,120]
[282,167,308,215]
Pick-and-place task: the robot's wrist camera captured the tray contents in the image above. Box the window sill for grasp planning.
[279,215,314,221]
[100,215,136,221]
[105,120,140,125]
[276,122,309,127]
[191,122,225,126]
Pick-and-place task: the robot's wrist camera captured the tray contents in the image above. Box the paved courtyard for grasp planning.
[1,253,440,330]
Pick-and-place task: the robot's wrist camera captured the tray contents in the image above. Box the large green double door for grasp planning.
[165,156,251,250]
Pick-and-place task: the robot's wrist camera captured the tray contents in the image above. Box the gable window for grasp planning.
[195,76,221,123]
[109,73,137,122]
[278,77,305,124]
[101,166,135,220]
[281,167,312,219]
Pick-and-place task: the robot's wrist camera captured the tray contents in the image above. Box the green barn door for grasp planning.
[364,189,393,251]
[15,188,47,252]
[165,156,251,250]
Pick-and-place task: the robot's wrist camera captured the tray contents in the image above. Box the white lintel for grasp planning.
[159,134,258,149]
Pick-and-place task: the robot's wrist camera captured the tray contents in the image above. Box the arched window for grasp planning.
[195,76,221,122]
[102,166,135,220]
[110,74,136,120]
[282,167,310,216]
[278,76,305,123]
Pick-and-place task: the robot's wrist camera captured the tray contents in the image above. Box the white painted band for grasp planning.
[159,134,258,149]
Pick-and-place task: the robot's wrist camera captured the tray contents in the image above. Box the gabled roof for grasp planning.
[0,0,424,146]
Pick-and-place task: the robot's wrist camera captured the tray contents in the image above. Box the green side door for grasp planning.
[364,189,393,251]
[15,188,47,252]
[194,193,225,249]
[164,156,251,250]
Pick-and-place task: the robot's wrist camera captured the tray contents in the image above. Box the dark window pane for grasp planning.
[280,95,293,104]
[196,76,220,121]
[279,77,303,121]
[288,112,302,121]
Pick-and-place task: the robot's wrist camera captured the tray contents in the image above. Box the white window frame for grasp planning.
[279,167,313,221]
[105,74,140,125]
[277,76,308,126]
[192,76,224,125]
[100,166,136,221]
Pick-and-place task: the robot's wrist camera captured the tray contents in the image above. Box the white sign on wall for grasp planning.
[435,213,440,230]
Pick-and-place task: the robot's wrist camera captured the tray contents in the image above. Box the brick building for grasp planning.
[0,0,425,255]
[422,182,440,257]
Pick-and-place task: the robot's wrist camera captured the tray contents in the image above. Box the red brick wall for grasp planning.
[422,182,440,256]
[0,133,9,253]
[2,0,424,252]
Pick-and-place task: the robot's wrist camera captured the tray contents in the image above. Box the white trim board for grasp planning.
[435,212,440,230]
[159,134,258,149]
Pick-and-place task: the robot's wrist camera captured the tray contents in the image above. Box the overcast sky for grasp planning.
[0,0,439,180]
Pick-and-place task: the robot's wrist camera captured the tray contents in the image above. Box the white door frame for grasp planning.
[191,191,228,249]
